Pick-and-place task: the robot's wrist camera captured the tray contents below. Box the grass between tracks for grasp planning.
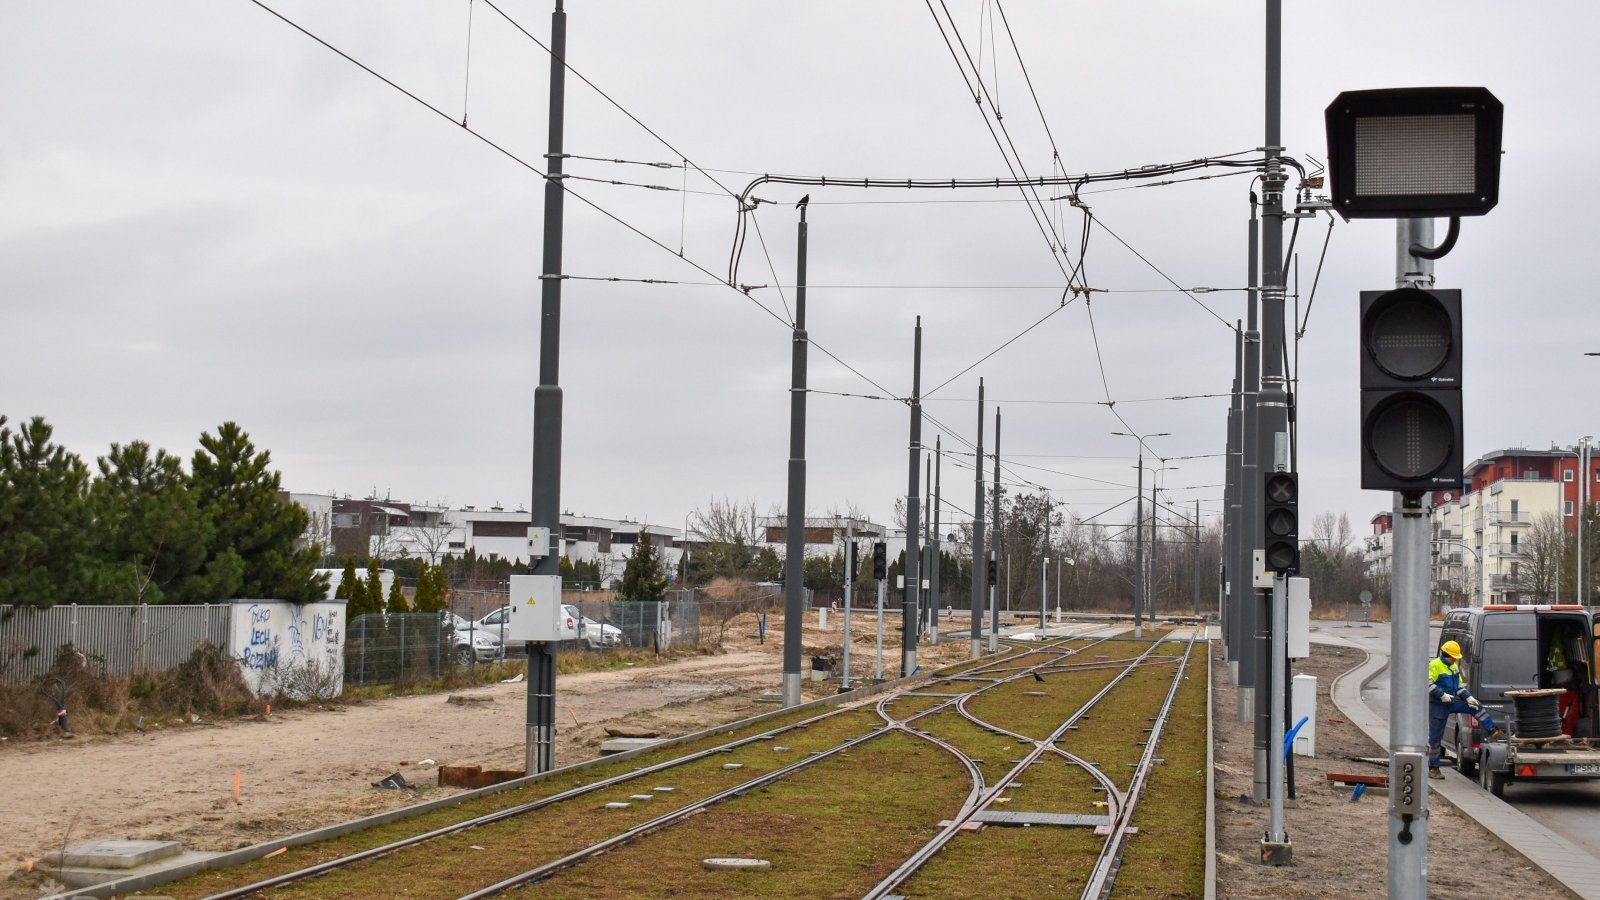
[1113,649,1206,897]
[899,640,1202,897]
[533,729,971,898]
[155,704,866,899]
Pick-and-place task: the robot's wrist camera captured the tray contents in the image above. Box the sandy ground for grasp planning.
[0,611,970,898]
[1212,641,1572,898]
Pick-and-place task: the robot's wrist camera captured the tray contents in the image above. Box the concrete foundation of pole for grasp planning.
[1259,838,1292,865]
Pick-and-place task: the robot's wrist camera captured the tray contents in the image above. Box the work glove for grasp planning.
[1467,696,1482,710]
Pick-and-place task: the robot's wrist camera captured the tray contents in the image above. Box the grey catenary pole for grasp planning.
[525,0,567,777]
[931,436,942,645]
[781,198,811,708]
[1133,449,1144,637]
[903,317,923,677]
[1256,0,1291,861]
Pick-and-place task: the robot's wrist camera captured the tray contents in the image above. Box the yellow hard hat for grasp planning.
[1440,640,1463,660]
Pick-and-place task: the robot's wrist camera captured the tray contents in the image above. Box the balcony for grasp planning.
[1434,552,1464,565]
[1488,574,1516,588]
[1487,509,1531,526]
[1489,543,1526,557]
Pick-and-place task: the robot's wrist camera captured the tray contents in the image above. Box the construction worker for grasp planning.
[1429,639,1502,778]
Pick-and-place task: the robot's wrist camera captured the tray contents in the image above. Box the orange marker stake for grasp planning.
[234,770,242,804]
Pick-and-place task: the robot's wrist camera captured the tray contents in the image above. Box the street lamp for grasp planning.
[1112,432,1170,636]
[1431,539,1481,608]
[1055,557,1075,624]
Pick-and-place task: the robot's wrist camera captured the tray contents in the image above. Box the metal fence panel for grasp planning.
[343,612,450,687]
[0,604,234,683]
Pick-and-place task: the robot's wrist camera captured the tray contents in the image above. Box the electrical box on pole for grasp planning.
[507,574,564,642]
[1359,288,1464,492]
[1262,472,1300,574]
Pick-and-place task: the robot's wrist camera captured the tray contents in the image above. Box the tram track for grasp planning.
[186,634,1114,900]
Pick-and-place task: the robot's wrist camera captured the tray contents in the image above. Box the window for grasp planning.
[1565,469,1575,482]
[1565,501,1576,516]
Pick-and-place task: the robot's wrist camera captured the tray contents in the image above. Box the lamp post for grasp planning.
[1055,557,1075,624]
[1112,432,1170,637]
[1431,539,1481,607]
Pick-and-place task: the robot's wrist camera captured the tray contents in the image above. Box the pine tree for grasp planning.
[0,416,95,608]
[559,555,575,580]
[364,559,386,614]
[84,441,211,605]
[187,422,323,602]
[617,536,668,601]
[334,557,360,601]
[387,577,409,612]
[342,557,383,619]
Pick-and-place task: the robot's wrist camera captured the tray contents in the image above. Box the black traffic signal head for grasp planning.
[1359,288,1464,492]
[987,557,998,586]
[1263,471,1299,574]
[871,542,887,580]
[1360,289,1461,389]
[1361,390,1463,489]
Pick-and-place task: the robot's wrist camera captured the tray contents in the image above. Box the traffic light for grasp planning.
[987,557,998,587]
[1263,471,1299,575]
[1359,288,1463,492]
[871,542,887,580]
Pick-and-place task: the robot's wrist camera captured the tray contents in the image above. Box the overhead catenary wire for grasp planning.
[244,0,904,407]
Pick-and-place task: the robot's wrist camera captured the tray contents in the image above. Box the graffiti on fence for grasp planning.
[230,601,347,698]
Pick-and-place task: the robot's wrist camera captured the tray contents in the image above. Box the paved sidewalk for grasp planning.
[1324,639,1600,900]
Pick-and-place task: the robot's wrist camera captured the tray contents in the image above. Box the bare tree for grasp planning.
[406,503,459,566]
[1514,512,1565,601]
[689,497,763,580]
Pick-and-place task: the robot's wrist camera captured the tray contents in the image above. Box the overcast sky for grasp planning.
[4,2,1597,543]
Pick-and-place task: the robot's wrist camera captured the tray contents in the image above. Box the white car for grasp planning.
[573,611,624,649]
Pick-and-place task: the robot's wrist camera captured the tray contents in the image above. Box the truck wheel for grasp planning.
[1480,762,1506,798]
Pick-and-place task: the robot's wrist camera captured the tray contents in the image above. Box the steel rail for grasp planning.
[457,634,1100,890]
[1081,636,1199,899]
[862,635,1177,899]
[197,701,863,900]
[200,634,1058,898]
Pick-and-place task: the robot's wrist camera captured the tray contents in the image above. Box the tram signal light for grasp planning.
[1263,471,1300,575]
[872,542,887,580]
[1359,288,1464,492]
[987,558,999,587]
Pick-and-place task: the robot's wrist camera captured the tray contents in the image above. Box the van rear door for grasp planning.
[1475,611,1537,703]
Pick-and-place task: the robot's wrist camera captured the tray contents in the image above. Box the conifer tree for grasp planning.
[187,422,322,602]
[617,536,668,601]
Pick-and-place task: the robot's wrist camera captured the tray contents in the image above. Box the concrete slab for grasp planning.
[45,839,182,870]
[46,849,216,889]
[600,737,664,755]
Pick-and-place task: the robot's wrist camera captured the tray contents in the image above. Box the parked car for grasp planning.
[446,612,505,665]
[570,608,624,649]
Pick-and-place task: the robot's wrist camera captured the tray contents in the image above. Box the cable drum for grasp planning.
[1505,689,1565,740]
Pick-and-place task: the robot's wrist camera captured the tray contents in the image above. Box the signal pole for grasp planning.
[1387,217,1435,899]
[931,437,942,646]
[989,406,1003,653]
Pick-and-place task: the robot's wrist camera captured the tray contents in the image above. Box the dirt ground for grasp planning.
[1212,641,1572,898]
[0,610,970,899]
